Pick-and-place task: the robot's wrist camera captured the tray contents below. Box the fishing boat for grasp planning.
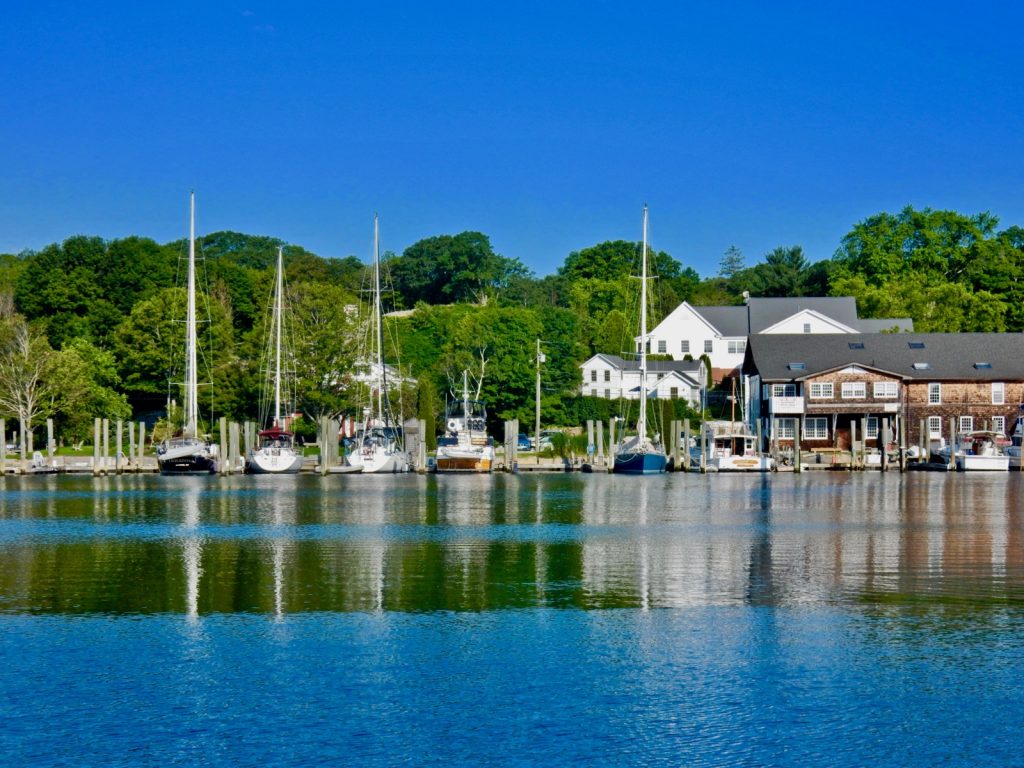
[696,421,775,472]
[343,215,410,474]
[246,247,304,474]
[157,193,218,475]
[434,371,495,473]
[613,205,667,475]
[952,430,1009,471]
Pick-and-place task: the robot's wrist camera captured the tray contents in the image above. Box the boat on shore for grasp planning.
[696,420,775,472]
[435,372,494,473]
[952,430,1009,471]
[157,193,217,475]
[613,205,667,475]
[246,247,303,474]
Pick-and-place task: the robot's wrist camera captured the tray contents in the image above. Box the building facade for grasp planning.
[580,354,704,408]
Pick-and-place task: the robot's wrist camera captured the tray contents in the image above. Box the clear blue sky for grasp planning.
[3,2,1023,278]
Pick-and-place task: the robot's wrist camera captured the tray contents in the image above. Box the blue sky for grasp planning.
[2,2,1022,278]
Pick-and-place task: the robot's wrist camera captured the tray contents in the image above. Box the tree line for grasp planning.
[1,205,1022,444]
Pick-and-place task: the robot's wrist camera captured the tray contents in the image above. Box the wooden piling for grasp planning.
[948,417,957,471]
[138,422,146,467]
[794,427,801,473]
[115,420,123,474]
[93,418,101,476]
[128,422,136,471]
[0,417,5,475]
[219,417,228,475]
[683,419,692,472]
[47,418,55,468]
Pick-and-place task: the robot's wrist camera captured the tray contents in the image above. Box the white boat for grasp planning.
[343,215,410,474]
[1008,418,1023,470]
[952,431,1009,471]
[157,193,218,475]
[435,371,495,473]
[697,421,775,472]
[613,205,667,475]
[246,246,304,474]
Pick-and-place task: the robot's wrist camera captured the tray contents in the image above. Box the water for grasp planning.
[1,472,1022,765]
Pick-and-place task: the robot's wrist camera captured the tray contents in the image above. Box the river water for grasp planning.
[1,472,1022,765]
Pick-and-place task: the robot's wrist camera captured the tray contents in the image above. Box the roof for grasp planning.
[687,297,912,335]
[583,353,704,375]
[743,333,1024,381]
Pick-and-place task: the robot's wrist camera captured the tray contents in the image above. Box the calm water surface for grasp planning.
[1,472,1022,765]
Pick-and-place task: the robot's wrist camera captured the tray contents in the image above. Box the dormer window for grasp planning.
[908,341,926,349]
[848,342,864,350]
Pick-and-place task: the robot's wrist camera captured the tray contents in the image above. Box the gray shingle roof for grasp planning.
[855,317,915,333]
[744,333,1024,381]
[689,297,902,335]
[594,354,704,375]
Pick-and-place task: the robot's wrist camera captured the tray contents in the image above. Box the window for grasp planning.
[809,382,833,399]
[771,384,796,397]
[908,341,925,349]
[590,388,597,397]
[927,416,942,438]
[913,362,931,370]
[841,382,866,399]
[975,362,992,370]
[788,363,806,371]
[681,340,690,354]
[590,370,597,382]
[992,382,1005,405]
[865,417,879,439]
[704,340,713,354]
[604,389,610,399]
[993,416,1006,434]
[803,417,828,439]
[849,342,865,350]
[928,383,941,404]
[604,370,611,382]
[874,381,898,399]
[670,387,679,399]
[803,323,811,333]
[959,416,973,433]
[657,340,667,354]
[728,340,746,354]
[776,419,796,439]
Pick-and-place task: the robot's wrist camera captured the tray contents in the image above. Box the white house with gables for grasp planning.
[580,354,705,407]
[642,297,912,382]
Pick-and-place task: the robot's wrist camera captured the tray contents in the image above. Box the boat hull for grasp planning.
[712,455,775,472]
[613,451,667,475]
[245,449,304,474]
[346,445,410,474]
[158,453,217,475]
[955,454,1009,471]
[434,450,493,473]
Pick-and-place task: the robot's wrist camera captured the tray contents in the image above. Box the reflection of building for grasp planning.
[579,354,704,406]
[743,333,1024,450]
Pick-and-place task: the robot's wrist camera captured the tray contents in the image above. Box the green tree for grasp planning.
[719,245,745,278]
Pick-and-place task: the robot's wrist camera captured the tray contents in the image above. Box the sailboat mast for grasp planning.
[185,191,198,438]
[637,204,649,440]
[273,246,283,428]
[373,214,385,423]
[463,370,470,430]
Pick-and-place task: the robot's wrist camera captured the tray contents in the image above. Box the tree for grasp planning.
[0,320,55,445]
[719,245,745,279]
[46,338,132,442]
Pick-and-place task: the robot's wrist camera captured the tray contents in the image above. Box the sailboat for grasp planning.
[246,247,304,474]
[434,370,495,473]
[343,215,410,473]
[613,204,668,475]
[157,192,218,475]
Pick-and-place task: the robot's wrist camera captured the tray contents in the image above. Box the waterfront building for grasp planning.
[579,354,704,408]
[644,296,912,382]
[742,333,1024,451]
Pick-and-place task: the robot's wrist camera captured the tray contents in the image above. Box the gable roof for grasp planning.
[743,333,1024,381]
[686,297,913,336]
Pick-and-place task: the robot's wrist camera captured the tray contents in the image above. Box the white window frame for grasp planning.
[776,419,796,439]
[841,382,866,399]
[803,323,811,333]
[992,382,1005,405]
[803,417,828,439]
[680,340,690,354]
[771,383,797,397]
[809,382,833,399]
[704,340,713,354]
[865,417,879,439]
[590,388,597,397]
[959,416,973,434]
[657,340,667,354]
[604,369,610,382]
[928,383,941,405]
[993,416,1006,434]
[670,386,679,399]
[927,416,942,438]
[590,370,597,382]
[728,340,746,354]
[604,389,611,399]
[873,381,898,399]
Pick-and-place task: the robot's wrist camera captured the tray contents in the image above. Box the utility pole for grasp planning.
[535,339,544,456]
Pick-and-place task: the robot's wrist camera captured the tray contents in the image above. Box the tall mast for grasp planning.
[273,246,283,428]
[463,370,470,429]
[373,214,384,422]
[637,204,649,441]
[185,191,198,438]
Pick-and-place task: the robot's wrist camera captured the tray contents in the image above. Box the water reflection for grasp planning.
[0,473,1022,614]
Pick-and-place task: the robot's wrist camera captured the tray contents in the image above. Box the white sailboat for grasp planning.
[246,246,304,474]
[435,370,495,473]
[157,192,218,475]
[344,215,410,474]
[613,204,667,475]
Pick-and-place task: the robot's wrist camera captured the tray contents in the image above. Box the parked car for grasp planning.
[533,430,561,451]
[517,433,532,451]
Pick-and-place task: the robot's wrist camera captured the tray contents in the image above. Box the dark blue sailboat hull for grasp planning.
[613,451,667,475]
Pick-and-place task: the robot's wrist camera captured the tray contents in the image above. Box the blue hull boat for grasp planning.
[613,451,667,475]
